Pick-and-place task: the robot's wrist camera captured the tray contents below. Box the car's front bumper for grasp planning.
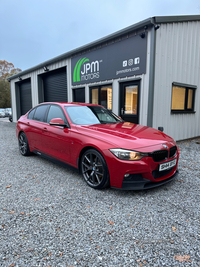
[116,170,178,190]
[103,146,179,189]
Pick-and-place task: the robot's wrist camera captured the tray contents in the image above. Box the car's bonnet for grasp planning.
[76,122,174,150]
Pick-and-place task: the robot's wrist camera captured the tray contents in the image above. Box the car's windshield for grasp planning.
[65,106,123,125]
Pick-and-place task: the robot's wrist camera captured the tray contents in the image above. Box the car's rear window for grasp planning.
[28,108,36,120]
[28,105,50,122]
[34,105,48,122]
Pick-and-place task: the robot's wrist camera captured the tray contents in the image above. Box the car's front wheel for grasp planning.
[81,149,110,189]
[18,132,31,156]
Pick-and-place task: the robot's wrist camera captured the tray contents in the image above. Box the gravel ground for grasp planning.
[0,120,200,267]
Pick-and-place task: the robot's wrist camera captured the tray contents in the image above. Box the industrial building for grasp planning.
[8,15,200,141]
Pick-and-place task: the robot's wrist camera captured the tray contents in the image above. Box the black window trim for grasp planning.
[171,82,197,114]
[27,104,70,127]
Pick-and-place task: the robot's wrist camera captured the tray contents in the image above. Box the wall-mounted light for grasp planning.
[140,32,146,38]
[140,25,148,38]
[158,126,164,132]
[154,25,160,31]
[18,77,22,81]
[43,66,49,71]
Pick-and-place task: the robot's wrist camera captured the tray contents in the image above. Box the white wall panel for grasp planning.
[139,30,151,126]
[153,21,200,140]
[10,79,17,122]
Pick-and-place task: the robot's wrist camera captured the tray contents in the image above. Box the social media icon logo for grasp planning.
[134,57,140,64]
[123,60,127,67]
[128,59,133,66]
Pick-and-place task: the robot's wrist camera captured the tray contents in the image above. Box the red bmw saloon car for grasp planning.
[16,102,179,190]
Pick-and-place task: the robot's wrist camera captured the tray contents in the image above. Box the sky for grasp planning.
[0,0,200,71]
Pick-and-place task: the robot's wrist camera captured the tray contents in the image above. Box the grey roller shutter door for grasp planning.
[19,79,32,115]
[43,68,67,102]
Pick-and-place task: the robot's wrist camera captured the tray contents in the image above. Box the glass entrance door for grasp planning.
[120,81,140,124]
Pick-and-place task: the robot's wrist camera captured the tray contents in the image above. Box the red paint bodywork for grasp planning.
[16,102,179,189]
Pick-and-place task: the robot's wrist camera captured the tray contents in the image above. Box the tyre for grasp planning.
[81,149,110,189]
[18,132,31,156]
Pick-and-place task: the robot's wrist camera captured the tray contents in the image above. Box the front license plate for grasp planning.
[159,159,177,172]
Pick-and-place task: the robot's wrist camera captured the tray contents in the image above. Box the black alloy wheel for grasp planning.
[81,149,109,189]
[19,132,31,156]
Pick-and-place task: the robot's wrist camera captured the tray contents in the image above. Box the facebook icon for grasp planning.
[134,57,140,64]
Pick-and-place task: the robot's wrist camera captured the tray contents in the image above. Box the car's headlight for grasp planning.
[109,148,147,161]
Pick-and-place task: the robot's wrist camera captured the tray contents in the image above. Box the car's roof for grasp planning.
[39,102,102,107]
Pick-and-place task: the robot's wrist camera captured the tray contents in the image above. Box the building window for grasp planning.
[90,85,112,110]
[73,88,85,103]
[171,83,196,113]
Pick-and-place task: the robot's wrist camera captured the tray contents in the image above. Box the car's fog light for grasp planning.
[124,174,130,178]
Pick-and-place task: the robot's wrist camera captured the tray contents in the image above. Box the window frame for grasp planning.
[90,84,112,110]
[27,104,69,126]
[73,87,85,103]
[46,104,67,124]
[27,104,50,122]
[171,82,196,114]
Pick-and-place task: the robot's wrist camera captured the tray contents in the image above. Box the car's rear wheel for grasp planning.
[19,132,31,156]
[81,149,110,189]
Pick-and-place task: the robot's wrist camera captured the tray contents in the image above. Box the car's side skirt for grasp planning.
[32,150,78,173]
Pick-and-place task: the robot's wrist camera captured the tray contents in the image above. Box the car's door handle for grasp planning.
[43,127,48,131]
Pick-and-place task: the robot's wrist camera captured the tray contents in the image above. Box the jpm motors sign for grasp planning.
[71,34,147,85]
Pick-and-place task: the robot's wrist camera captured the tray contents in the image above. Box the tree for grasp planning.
[0,79,11,108]
[0,60,22,108]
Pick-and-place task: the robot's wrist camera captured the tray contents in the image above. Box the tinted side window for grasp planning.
[47,105,66,123]
[28,108,36,120]
[34,105,49,122]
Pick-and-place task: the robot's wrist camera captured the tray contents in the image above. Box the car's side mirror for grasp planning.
[49,118,67,127]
